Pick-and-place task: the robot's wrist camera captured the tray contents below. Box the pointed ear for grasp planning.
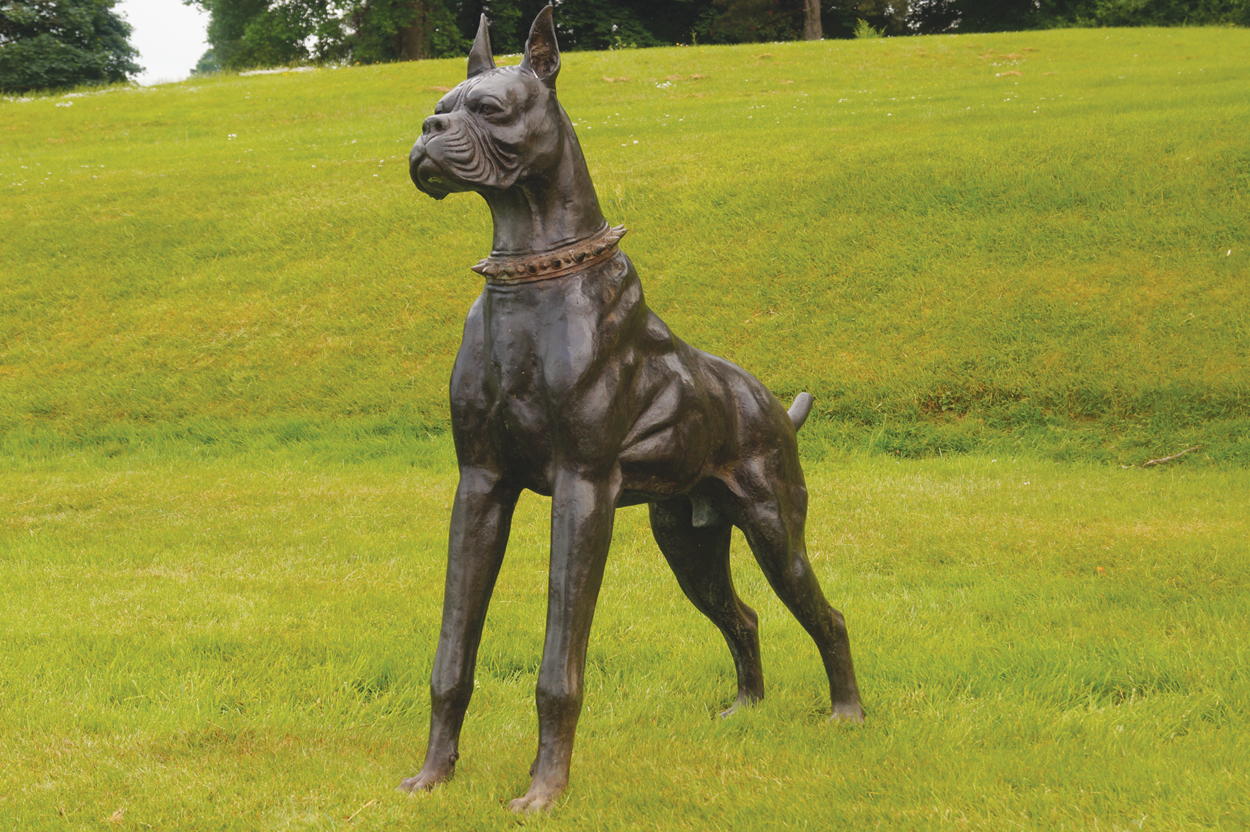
[467,14,495,79]
[520,5,560,86]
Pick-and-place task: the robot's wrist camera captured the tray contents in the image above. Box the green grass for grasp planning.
[2,449,1247,828]
[2,27,1248,463]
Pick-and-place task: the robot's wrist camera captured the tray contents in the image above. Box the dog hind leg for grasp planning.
[735,479,864,722]
[649,497,764,715]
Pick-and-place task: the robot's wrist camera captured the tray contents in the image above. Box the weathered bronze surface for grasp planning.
[401,6,864,812]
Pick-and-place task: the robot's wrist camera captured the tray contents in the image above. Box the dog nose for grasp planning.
[422,115,448,136]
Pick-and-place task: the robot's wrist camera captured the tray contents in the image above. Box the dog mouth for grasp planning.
[410,140,458,200]
[415,165,453,200]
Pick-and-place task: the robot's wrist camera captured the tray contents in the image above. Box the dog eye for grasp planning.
[473,100,504,117]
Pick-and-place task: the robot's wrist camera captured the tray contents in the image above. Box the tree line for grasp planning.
[189,0,1250,72]
[3,0,1248,93]
[1,0,139,92]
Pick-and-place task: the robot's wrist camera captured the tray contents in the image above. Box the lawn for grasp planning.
[2,450,1246,829]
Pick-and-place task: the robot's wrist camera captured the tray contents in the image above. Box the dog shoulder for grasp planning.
[450,294,490,409]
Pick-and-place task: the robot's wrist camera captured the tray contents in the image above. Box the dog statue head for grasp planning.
[409,6,607,257]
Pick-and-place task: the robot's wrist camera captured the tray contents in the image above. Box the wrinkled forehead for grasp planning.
[436,66,545,113]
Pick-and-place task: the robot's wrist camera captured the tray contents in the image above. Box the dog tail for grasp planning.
[788,392,814,432]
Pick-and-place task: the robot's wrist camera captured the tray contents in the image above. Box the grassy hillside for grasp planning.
[2,27,1248,464]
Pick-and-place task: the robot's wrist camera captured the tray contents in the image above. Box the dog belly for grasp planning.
[615,348,717,497]
[618,412,710,500]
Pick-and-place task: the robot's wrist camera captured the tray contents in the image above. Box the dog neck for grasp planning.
[471,224,626,284]
[480,109,608,259]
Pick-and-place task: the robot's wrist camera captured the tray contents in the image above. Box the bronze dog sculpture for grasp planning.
[401,7,864,812]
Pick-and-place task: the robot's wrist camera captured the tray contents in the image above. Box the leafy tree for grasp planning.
[907,0,1040,33]
[907,0,1250,33]
[0,0,140,93]
[453,0,545,54]
[192,45,219,75]
[350,0,469,62]
[453,0,705,53]
[1040,0,1250,27]
[193,0,336,68]
[700,0,807,43]
[192,0,470,70]
[547,0,664,50]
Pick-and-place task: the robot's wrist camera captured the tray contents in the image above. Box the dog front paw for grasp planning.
[397,754,458,794]
[830,701,865,724]
[508,781,565,814]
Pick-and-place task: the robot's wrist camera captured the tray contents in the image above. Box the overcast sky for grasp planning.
[116,0,212,86]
